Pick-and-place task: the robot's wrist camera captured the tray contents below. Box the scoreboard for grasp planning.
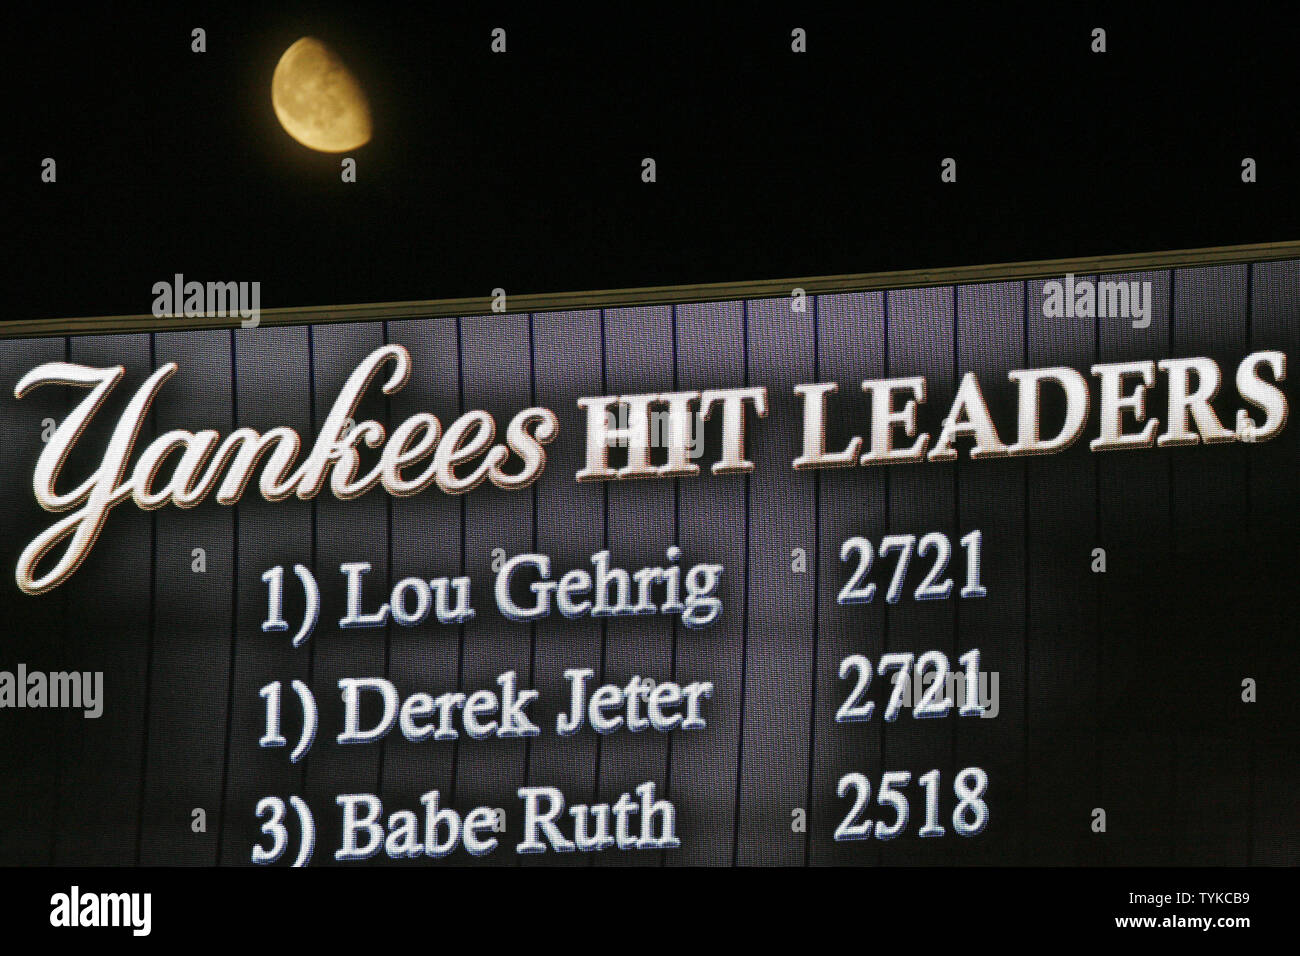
[0,243,1296,866]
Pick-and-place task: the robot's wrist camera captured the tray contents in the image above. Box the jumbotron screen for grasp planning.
[6,5,1296,943]
[2,253,1294,870]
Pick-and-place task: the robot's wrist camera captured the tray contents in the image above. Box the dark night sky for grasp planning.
[10,5,1300,322]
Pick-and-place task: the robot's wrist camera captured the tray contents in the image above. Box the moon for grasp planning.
[271,37,371,152]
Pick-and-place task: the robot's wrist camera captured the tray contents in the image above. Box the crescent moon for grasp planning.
[271,37,371,153]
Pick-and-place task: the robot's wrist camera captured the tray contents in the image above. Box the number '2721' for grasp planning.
[837,530,986,606]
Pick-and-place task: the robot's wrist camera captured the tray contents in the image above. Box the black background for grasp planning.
[8,4,1300,321]
[0,0,1297,907]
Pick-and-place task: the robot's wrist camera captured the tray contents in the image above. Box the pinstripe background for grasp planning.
[0,260,1296,865]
